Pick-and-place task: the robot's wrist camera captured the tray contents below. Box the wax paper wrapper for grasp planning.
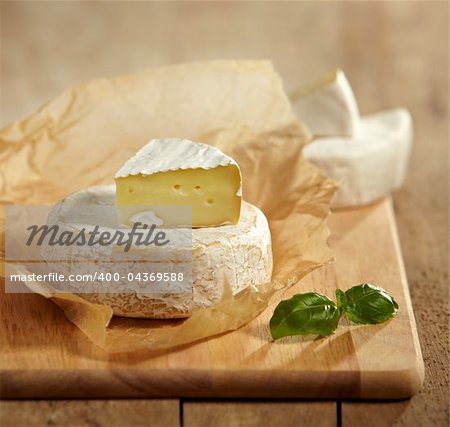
[1,60,337,352]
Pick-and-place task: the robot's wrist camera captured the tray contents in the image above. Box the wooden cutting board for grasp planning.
[0,198,424,399]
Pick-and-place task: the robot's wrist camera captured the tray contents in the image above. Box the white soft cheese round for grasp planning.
[42,185,273,319]
[303,108,412,208]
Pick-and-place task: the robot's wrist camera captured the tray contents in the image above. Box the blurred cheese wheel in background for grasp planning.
[303,108,413,208]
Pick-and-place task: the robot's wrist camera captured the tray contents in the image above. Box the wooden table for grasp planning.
[0,1,448,426]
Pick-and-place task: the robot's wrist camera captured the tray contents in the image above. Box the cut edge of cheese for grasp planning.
[291,68,360,137]
[303,108,412,208]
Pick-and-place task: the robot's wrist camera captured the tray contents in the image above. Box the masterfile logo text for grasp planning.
[4,204,193,295]
[25,222,170,252]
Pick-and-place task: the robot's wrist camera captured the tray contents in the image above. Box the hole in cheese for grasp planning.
[128,187,135,194]
[173,184,181,190]
[206,199,214,205]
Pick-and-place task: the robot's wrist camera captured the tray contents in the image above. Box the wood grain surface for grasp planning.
[0,1,447,426]
[0,201,424,400]
[0,400,180,427]
[183,401,336,427]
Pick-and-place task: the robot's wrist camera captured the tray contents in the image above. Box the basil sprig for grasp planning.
[270,283,398,340]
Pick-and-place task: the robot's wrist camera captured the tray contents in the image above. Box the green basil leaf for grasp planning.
[342,283,399,324]
[270,292,341,340]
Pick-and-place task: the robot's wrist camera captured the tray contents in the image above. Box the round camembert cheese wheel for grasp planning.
[42,185,273,319]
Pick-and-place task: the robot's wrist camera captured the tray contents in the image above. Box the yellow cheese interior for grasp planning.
[115,165,241,227]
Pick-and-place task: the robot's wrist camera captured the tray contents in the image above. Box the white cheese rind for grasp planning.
[115,138,239,178]
[42,185,273,319]
[292,69,360,137]
[303,108,412,208]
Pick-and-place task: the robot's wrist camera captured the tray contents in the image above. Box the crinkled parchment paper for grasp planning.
[0,60,337,352]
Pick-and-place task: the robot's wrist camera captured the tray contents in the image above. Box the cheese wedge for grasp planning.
[303,108,412,208]
[291,69,360,137]
[115,139,242,227]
